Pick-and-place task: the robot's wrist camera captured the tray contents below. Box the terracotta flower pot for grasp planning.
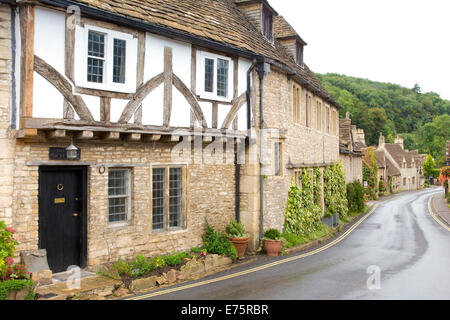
[263,239,282,257]
[227,236,250,258]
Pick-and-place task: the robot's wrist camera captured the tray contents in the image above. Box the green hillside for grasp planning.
[316,73,450,166]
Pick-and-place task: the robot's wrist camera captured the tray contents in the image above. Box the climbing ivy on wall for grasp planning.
[284,169,322,236]
[362,147,378,199]
[313,168,322,208]
[323,161,349,220]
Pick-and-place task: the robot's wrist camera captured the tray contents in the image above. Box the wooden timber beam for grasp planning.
[19,3,37,137]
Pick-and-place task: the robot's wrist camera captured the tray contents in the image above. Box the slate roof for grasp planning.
[43,0,341,109]
[374,150,386,168]
[273,15,307,44]
[386,157,401,176]
[384,144,407,167]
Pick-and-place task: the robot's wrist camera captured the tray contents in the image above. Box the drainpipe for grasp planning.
[256,61,270,239]
[10,4,17,129]
[233,60,258,224]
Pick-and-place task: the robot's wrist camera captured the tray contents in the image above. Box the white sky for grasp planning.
[270,0,450,100]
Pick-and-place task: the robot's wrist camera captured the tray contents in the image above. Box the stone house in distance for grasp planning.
[0,0,343,273]
[339,113,363,184]
[376,134,425,192]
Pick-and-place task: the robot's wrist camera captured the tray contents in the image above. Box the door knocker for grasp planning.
[57,184,64,191]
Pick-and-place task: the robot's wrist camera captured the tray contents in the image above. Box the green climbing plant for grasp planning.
[284,169,322,236]
[313,168,322,208]
[323,161,349,220]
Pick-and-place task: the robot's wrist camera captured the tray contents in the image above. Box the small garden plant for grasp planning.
[203,219,238,260]
[0,221,35,300]
[225,220,248,238]
[263,229,281,241]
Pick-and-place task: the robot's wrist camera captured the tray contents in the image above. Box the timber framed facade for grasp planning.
[0,0,343,272]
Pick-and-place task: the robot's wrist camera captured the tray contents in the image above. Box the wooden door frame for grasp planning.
[38,166,88,270]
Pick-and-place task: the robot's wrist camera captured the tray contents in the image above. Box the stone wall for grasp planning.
[0,4,15,228]
[11,140,236,266]
[340,154,363,184]
[254,68,340,233]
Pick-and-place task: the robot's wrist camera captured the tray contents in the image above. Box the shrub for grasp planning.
[424,180,430,188]
[281,232,302,248]
[202,219,237,260]
[162,250,192,267]
[347,181,365,214]
[225,220,248,238]
[0,221,18,273]
[0,279,35,300]
[263,229,281,240]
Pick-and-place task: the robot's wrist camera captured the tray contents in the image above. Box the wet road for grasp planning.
[136,188,450,300]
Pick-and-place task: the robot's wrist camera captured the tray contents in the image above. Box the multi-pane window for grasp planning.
[75,24,137,93]
[152,168,165,230]
[217,59,229,97]
[113,38,126,84]
[316,101,322,131]
[108,169,130,223]
[198,52,233,101]
[87,31,105,83]
[293,84,301,123]
[326,106,330,134]
[87,30,127,85]
[262,5,273,42]
[152,166,185,231]
[306,94,312,127]
[274,142,282,177]
[332,109,337,135]
[204,58,214,93]
[296,41,303,66]
[169,168,182,227]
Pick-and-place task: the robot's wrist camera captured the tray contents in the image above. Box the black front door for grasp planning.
[38,167,87,273]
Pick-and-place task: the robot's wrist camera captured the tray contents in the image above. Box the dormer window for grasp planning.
[262,5,273,42]
[296,40,304,66]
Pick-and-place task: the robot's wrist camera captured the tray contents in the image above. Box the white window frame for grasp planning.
[107,168,132,227]
[196,51,234,102]
[74,24,138,93]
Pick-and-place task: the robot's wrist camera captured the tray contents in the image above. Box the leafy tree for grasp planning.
[423,154,435,179]
[412,83,421,94]
[316,73,450,151]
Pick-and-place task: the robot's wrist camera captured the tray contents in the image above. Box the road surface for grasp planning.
[132,188,450,300]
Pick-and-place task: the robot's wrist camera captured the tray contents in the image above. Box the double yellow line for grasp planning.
[127,204,379,300]
[428,195,450,232]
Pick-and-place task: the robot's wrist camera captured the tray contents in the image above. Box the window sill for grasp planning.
[107,221,132,229]
[197,93,233,104]
[151,227,188,235]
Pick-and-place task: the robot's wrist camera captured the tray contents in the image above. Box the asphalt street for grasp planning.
[133,188,450,300]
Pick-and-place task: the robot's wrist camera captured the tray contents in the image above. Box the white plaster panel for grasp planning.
[34,7,66,75]
[110,98,128,123]
[141,84,164,126]
[144,33,191,87]
[170,87,191,128]
[199,101,211,129]
[237,103,247,131]
[32,72,64,119]
[81,94,100,122]
[238,58,252,96]
[218,104,231,129]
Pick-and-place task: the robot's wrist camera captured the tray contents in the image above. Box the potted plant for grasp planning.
[263,229,282,257]
[225,220,249,259]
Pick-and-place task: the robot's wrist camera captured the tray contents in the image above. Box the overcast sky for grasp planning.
[270,0,450,100]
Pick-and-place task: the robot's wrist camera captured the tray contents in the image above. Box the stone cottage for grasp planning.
[0,0,342,273]
[376,134,425,192]
[339,113,363,184]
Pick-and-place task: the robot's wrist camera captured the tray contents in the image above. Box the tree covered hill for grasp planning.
[316,73,450,166]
